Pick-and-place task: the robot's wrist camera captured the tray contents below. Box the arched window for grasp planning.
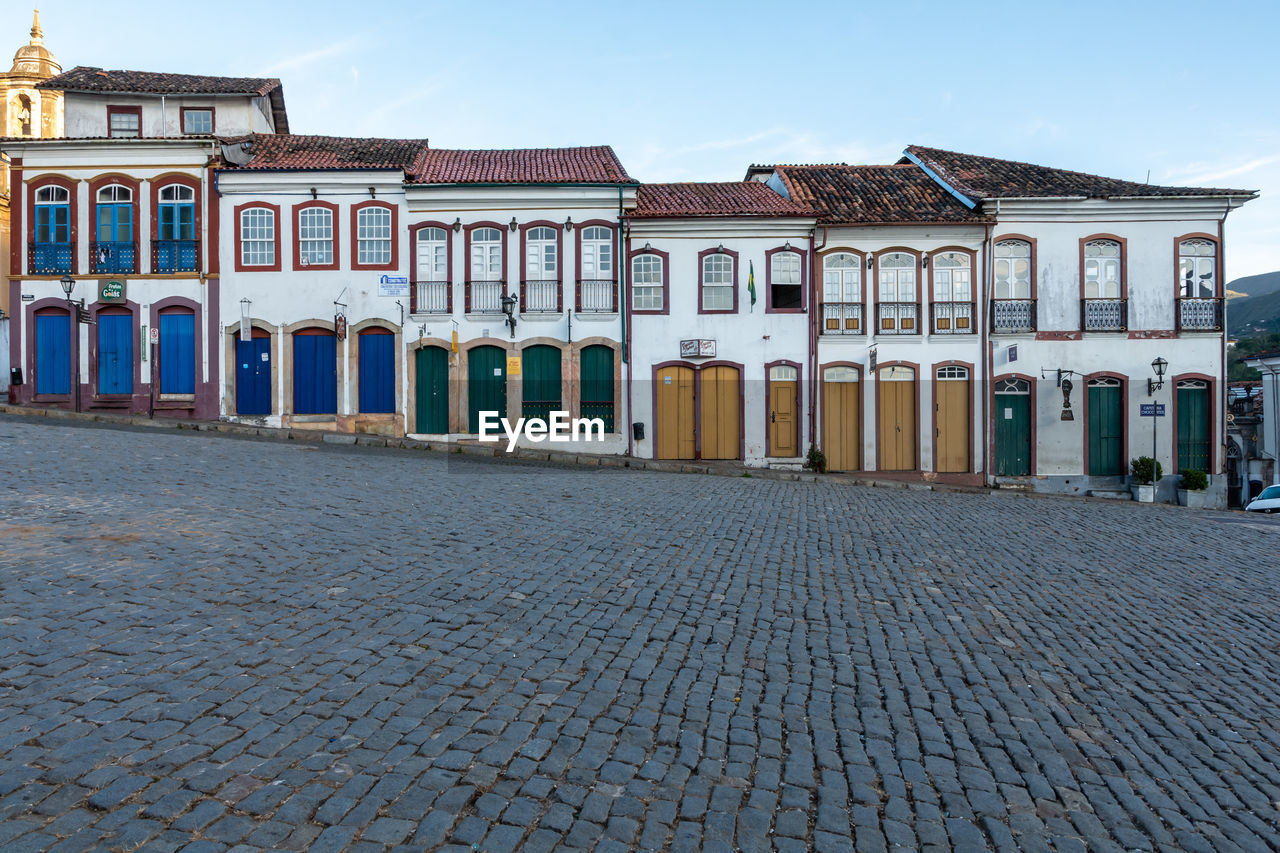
[414,227,450,314]
[1179,239,1216,298]
[36,185,69,205]
[32,184,72,274]
[632,253,664,311]
[932,252,973,334]
[877,252,917,334]
[581,226,613,279]
[700,251,735,312]
[769,250,803,310]
[97,185,132,203]
[18,93,33,135]
[525,226,557,280]
[297,206,334,267]
[470,227,503,281]
[822,253,861,334]
[157,184,197,271]
[994,240,1031,299]
[240,207,276,267]
[1084,239,1122,298]
[357,206,393,266]
[94,185,135,274]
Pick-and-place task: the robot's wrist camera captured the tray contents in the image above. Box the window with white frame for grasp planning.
[107,107,140,138]
[1084,239,1122,298]
[525,226,557,279]
[878,252,915,302]
[357,207,392,265]
[240,208,275,267]
[416,227,448,279]
[994,240,1031,299]
[581,226,613,279]
[701,252,734,311]
[631,254,663,310]
[1179,239,1216,298]
[932,253,971,303]
[770,250,802,309]
[470,227,503,280]
[823,253,860,303]
[297,207,334,266]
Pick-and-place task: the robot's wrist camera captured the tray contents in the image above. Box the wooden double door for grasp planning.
[655,364,740,460]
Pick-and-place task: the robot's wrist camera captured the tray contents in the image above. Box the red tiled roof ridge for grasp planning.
[409,145,633,184]
[772,162,991,225]
[37,66,281,96]
[632,181,815,218]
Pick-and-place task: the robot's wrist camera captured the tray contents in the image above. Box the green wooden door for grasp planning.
[580,345,615,432]
[468,345,506,433]
[521,345,562,422]
[415,345,449,434]
[1088,383,1123,475]
[994,387,1031,476]
[1177,384,1209,471]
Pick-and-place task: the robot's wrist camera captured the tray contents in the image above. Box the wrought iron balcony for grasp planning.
[821,302,863,334]
[990,299,1037,334]
[153,239,200,273]
[28,241,74,275]
[1177,297,1223,332]
[90,241,136,275]
[413,281,450,314]
[521,280,560,313]
[466,280,505,313]
[932,301,975,334]
[1081,298,1127,332]
[577,279,617,313]
[877,301,919,335]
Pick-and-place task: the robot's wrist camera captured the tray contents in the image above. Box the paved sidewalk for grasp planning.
[1,417,1278,852]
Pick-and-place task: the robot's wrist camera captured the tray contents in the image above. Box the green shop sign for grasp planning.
[98,280,126,302]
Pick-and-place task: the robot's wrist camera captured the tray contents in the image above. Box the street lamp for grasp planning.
[1148,357,1168,396]
[60,274,80,412]
[501,293,518,338]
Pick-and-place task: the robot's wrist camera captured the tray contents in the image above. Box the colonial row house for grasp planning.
[4,65,288,419]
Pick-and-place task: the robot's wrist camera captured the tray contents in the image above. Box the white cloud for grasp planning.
[256,38,361,76]
[1166,155,1280,187]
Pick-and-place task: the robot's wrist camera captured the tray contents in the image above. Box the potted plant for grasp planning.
[1177,468,1210,508]
[1129,456,1162,503]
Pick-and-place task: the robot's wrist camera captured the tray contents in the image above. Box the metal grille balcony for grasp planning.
[577,280,617,313]
[877,302,919,335]
[1177,297,1223,332]
[466,280,504,313]
[521,280,560,313]
[90,241,137,275]
[153,239,200,273]
[1081,298,1127,332]
[932,301,975,334]
[29,241,74,275]
[990,299,1037,334]
[413,281,450,314]
[821,302,863,334]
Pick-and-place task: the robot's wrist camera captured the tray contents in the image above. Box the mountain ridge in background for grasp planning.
[1227,271,1280,336]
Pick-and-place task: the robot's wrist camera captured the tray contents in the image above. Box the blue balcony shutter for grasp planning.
[159,311,195,394]
[358,331,394,413]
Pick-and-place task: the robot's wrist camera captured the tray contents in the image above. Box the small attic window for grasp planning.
[182,108,213,135]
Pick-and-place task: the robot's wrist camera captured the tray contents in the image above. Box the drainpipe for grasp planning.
[160,96,165,137]
[982,220,994,487]
[1219,207,1229,480]
[809,225,825,453]
[619,186,632,458]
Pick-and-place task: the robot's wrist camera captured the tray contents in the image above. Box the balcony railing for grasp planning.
[990,299,1037,334]
[877,301,919,335]
[153,239,200,273]
[1177,297,1224,332]
[1081,298,1127,332]
[413,281,450,314]
[466,280,504,313]
[932,301,975,334]
[521,280,560,313]
[91,241,137,275]
[577,280,617,313]
[822,302,863,334]
[29,241,74,275]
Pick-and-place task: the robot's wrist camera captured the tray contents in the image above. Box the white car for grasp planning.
[1245,485,1280,513]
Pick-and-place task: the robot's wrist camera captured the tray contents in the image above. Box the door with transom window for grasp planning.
[1176,379,1210,472]
[1087,377,1124,475]
[878,365,916,470]
[994,378,1031,476]
[934,366,970,472]
[822,366,861,471]
[768,365,799,457]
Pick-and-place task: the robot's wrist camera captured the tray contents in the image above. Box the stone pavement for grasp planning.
[1,416,1279,852]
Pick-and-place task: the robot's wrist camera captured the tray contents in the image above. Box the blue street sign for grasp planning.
[1140,403,1166,417]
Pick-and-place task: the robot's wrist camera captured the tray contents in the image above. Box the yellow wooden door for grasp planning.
[656,365,694,459]
[822,366,860,471]
[879,366,916,470]
[935,367,970,472]
[768,364,799,457]
[700,365,741,460]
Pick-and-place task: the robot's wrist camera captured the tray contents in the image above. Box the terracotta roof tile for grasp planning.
[631,182,814,218]
[773,164,991,224]
[229,134,428,171]
[37,66,280,97]
[409,146,633,184]
[903,145,1257,200]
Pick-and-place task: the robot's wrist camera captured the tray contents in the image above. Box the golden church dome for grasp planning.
[11,10,60,78]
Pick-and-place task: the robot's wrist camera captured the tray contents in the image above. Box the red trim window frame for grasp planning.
[234,202,282,272]
[150,173,203,268]
[27,174,79,275]
[88,173,141,275]
[628,246,669,316]
[463,221,508,312]
[292,201,340,271]
[1173,232,1221,300]
[180,106,215,135]
[107,105,142,138]
[765,245,806,313]
[1079,233,1128,301]
[351,200,399,271]
[698,247,739,315]
[409,221,454,313]
[519,220,565,313]
[575,220,618,312]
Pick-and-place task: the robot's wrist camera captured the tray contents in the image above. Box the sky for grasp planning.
[21,0,1280,281]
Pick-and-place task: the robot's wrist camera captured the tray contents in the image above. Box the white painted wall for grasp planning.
[63,92,273,138]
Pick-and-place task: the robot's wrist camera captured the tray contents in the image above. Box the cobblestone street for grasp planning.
[2,416,1279,852]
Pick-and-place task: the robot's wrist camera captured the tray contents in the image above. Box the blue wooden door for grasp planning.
[358,331,395,413]
[294,332,337,415]
[97,313,133,395]
[159,312,195,394]
[35,312,70,395]
[236,336,271,415]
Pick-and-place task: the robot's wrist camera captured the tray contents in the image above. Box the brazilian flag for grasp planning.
[748,260,757,310]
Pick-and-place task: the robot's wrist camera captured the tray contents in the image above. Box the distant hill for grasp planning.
[1227,271,1280,336]
[1228,271,1280,299]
